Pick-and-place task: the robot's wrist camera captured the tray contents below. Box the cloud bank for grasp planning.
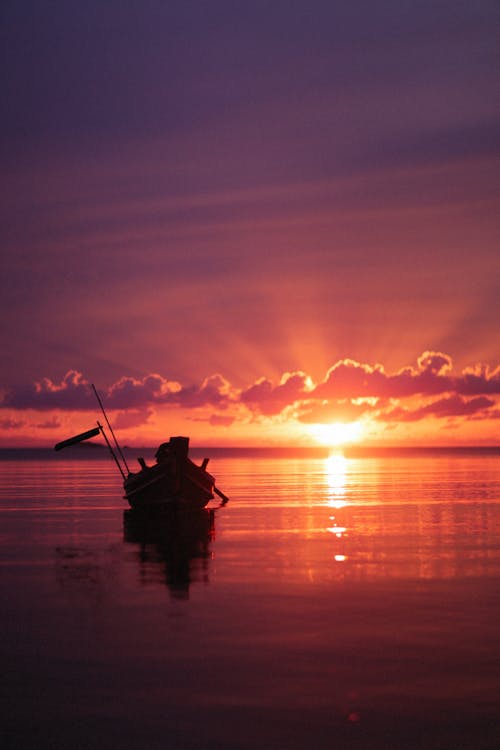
[2,353,499,435]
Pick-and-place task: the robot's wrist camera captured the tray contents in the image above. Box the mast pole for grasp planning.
[97,421,126,480]
[91,383,131,475]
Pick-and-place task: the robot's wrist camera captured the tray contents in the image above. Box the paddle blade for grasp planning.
[214,485,229,505]
[54,427,101,451]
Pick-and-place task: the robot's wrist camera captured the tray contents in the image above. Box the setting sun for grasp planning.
[308,421,363,447]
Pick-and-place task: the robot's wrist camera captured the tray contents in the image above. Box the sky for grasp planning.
[1,0,499,447]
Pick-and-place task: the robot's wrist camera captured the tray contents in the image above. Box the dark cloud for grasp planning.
[240,372,311,415]
[107,373,233,410]
[1,371,94,411]
[458,367,500,396]
[382,395,495,423]
[170,375,233,409]
[2,353,499,429]
[106,375,178,409]
[239,352,500,422]
[313,352,500,401]
[1,371,233,412]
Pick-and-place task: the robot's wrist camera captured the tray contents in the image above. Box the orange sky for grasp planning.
[1,352,499,447]
[1,2,499,447]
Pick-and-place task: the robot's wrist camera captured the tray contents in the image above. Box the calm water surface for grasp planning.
[1,449,499,749]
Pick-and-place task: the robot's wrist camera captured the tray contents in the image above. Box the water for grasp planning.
[1,449,499,749]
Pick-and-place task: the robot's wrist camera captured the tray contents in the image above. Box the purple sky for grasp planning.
[1,1,499,444]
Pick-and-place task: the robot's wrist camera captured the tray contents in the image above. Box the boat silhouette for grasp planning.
[54,384,229,510]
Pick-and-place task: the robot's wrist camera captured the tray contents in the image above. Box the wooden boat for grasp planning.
[54,385,228,510]
[123,436,219,509]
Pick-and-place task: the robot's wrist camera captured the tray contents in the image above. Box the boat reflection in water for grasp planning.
[123,506,215,599]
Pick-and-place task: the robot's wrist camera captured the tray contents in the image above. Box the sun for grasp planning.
[308,421,363,447]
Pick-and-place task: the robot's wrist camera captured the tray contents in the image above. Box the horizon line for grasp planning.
[1,444,499,453]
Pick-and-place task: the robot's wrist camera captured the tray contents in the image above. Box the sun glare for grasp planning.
[309,421,363,447]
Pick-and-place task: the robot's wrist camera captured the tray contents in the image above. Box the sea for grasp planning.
[1,446,499,750]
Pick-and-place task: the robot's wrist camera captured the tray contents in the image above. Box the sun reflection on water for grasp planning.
[324,453,350,559]
[325,452,349,507]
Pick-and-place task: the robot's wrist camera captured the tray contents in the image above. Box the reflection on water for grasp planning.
[123,507,214,598]
[211,451,500,585]
[308,451,500,582]
[54,541,127,611]
[325,452,349,507]
[1,450,500,749]
[54,507,216,601]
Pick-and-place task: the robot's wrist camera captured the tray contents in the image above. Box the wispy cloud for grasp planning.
[0,417,26,430]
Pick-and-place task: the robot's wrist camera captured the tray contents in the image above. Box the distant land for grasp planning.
[0,444,499,461]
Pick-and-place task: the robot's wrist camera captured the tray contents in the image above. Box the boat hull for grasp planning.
[123,457,215,510]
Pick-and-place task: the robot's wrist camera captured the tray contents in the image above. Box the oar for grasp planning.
[214,485,229,505]
[54,427,101,451]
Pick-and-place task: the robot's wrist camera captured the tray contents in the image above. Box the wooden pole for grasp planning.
[97,421,126,480]
[91,383,130,474]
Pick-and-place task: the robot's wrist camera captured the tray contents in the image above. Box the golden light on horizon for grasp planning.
[308,421,364,447]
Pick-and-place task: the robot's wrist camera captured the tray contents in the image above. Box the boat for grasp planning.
[123,436,221,510]
[54,385,228,510]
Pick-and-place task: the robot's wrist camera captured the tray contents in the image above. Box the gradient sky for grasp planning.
[1,1,499,446]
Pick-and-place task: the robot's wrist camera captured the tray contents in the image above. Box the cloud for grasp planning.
[171,374,234,409]
[1,371,234,411]
[208,414,235,427]
[113,409,153,430]
[106,374,181,409]
[382,395,495,423]
[1,353,499,432]
[240,371,312,415]
[1,371,94,411]
[106,373,234,410]
[0,417,25,430]
[35,418,62,429]
[313,351,500,400]
[458,365,500,395]
[238,352,499,423]
[417,351,452,375]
